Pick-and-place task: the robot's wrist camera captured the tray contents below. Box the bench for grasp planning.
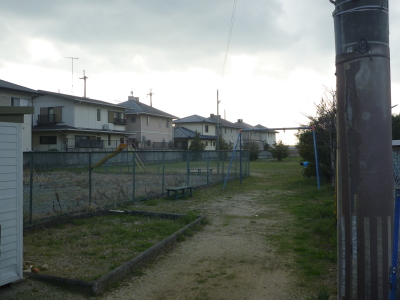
[166,186,193,200]
[189,168,213,175]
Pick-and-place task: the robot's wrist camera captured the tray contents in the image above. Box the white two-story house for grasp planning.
[32,90,132,151]
[173,115,217,150]
[118,95,177,149]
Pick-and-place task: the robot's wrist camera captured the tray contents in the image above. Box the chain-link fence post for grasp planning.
[186,150,190,186]
[29,151,33,225]
[132,151,136,201]
[88,152,92,206]
[162,151,165,195]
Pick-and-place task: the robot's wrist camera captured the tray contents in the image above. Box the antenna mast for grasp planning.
[65,57,78,94]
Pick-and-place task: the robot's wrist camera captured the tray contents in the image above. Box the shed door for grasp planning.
[0,122,23,286]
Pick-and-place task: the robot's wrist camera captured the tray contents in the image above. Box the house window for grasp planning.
[205,125,209,133]
[159,118,161,128]
[97,109,101,121]
[225,128,227,134]
[206,142,208,146]
[213,142,215,146]
[166,120,169,128]
[11,98,29,106]
[131,116,136,123]
[108,134,111,146]
[40,136,57,144]
[146,117,150,126]
[48,107,55,123]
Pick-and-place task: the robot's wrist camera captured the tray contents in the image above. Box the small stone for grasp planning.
[41,264,49,271]
[23,269,32,273]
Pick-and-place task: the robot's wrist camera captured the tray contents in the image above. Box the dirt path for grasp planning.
[1,191,309,300]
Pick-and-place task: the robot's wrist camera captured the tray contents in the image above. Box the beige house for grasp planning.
[0,79,41,151]
[118,96,177,149]
[235,119,277,150]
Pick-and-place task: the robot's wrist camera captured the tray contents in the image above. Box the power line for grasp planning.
[221,0,238,78]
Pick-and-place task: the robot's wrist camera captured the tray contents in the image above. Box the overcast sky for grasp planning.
[1,0,400,144]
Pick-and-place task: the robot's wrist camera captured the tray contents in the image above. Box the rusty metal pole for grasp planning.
[333,0,394,299]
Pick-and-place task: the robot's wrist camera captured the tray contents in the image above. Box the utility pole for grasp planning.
[65,57,78,94]
[217,90,221,151]
[332,1,393,299]
[147,88,154,107]
[80,70,88,98]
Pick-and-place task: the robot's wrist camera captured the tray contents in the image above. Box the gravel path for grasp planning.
[1,190,309,299]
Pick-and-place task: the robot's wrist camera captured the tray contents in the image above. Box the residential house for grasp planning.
[32,90,131,151]
[173,115,217,150]
[207,114,242,147]
[235,119,277,150]
[118,95,177,149]
[253,124,278,147]
[0,79,41,151]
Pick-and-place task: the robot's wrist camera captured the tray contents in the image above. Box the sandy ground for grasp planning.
[1,191,311,300]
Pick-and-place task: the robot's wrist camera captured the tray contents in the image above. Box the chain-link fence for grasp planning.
[23,150,250,225]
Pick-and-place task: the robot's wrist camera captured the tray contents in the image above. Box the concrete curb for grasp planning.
[24,210,206,295]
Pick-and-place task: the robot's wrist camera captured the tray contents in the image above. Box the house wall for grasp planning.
[127,114,173,147]
[221,126,240,145]
[32,131,127,151]
[178,123,216,136]
[33,96,73,126]
[0,91,33,151]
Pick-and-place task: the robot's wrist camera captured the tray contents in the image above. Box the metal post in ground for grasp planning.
[332,1,394,298]
[88,153,92,206]
[29,151,33,225]
[132,151,135,201]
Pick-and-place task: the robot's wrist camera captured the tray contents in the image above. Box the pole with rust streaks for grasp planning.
[332,0,394,299]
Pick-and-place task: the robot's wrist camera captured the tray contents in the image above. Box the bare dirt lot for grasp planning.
[1,191,313,300]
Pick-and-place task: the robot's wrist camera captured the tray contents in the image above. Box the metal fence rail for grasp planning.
[23,150,250,225]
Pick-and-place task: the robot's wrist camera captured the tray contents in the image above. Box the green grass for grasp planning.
[23,212,201,281]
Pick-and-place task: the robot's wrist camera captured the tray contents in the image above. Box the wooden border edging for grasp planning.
[24,210,206,295]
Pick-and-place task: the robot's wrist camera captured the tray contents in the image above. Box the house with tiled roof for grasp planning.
[207,114,242,147]
[32,90,132,151]
[235,119,277,150]
[0,79,41,151]
[118,95,177,149]
[173,115,217,150]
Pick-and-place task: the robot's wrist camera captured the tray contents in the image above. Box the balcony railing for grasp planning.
[38,114,57,125]
[113,118,127,125]
[75,139,104,148]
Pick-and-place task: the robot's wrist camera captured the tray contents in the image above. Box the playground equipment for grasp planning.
[222,126,320,189]
[89,143,146,171]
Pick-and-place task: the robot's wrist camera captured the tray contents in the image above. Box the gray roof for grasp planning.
[118,98,177,119]
[254,124,279,133]
[207,114,242,129]
[174,126,216,140]
[37,90,127,109]
[0,79,40,95]
[174,114,217,124]
[234,120,255,130]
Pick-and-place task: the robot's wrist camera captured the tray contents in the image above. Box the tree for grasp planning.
[296,88,337,186]
[189,132,206,151]
[269,140,289,161]
[217,134,233,151]
[188,132,206,161]
[246,141,259,161]
[393,114,400,140]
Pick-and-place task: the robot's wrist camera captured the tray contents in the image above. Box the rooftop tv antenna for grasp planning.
[80,70,88,98]
[65,57,78,94]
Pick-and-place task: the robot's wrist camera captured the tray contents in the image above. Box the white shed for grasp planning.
[0,107,33,286]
